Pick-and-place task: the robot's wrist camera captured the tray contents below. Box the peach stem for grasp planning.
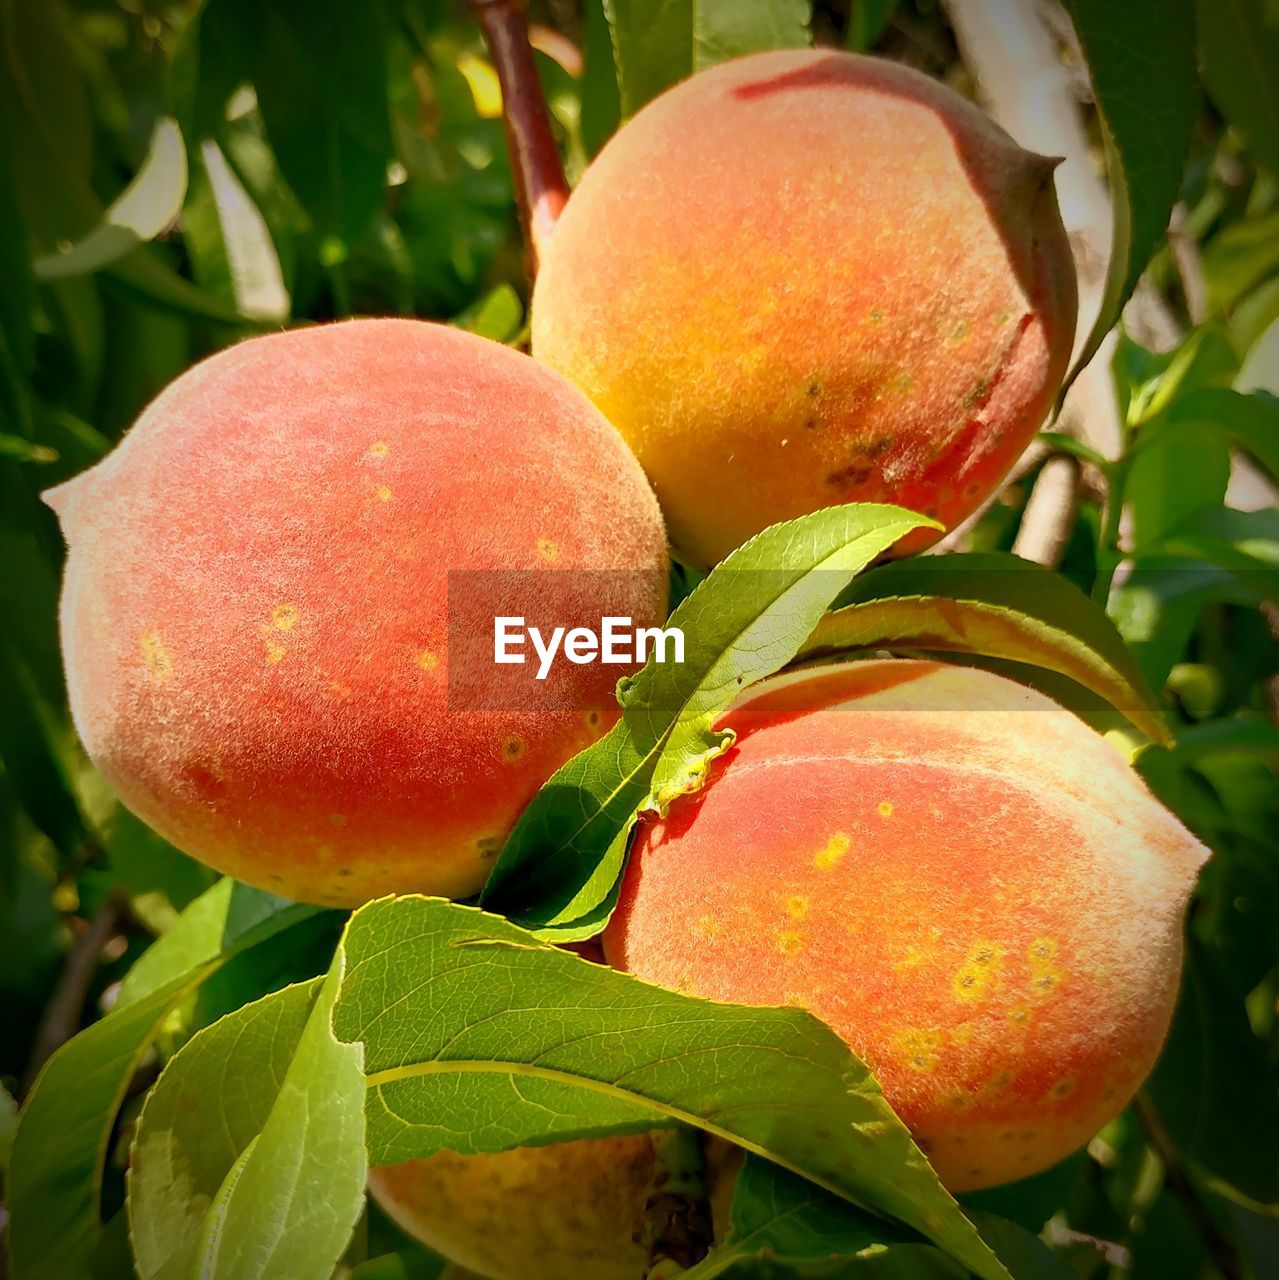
[468,0,570,279]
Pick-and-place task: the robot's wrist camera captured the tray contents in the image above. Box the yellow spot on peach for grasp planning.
[868,305,886,324]
[418,650,440,672]
[877,801,894,818]
[1028,937,1057,962]
[775,929,805,958]
[376,485,393,502]
[315,843,335,860]
[264,640,287,665]
[1008,1006,1031,1026]
[894,944,927,972]
[329,813,347,828]
[813,831,850,870]
[982,1069,1015,1098]
[1048,1077,1076,1102]
[785,896,808,920]
[537,538,559,561]
[328,679,352,700]
[367,440,389,458]
[139,632,173,680]
[502,735,525,762]
[694,916,720,939]
[584,707,603,729]
[942,1087,975,1112]
[1031,971,1061,996]
[896,1028,942,1074]
[474,835,502,860]
[950,1023,975,1047]
[271,604,299,632]
[953,940,1004,1001]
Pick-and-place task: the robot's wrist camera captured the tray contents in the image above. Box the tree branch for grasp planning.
[24,890,126,1092]
[468,0,570,279]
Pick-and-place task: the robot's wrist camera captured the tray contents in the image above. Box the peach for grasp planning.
[367,1136,657,1280]
[533,50,1077,567]
[602,660,1207,1191]
[48,319,667,907]
[368,1133,739,1280]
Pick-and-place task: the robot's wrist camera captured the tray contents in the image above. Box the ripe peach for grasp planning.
[533,50,1077,567]
[368,1133,739,1280]
[602,661,1207,1191]
[368,1136,658,1280]
[48,319,667,907]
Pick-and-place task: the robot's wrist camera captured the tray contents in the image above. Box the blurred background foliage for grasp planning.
[0,1,1277,1277]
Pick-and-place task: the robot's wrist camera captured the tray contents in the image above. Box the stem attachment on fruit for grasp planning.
[467,0,570,279]
[638,1128,714,1278]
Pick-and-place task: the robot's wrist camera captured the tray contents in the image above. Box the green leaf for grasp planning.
[603,0,811,117]
[252,0,394,249]
[1159,387,1279,484]
[846,0,897,51]
[799,552,1170,744]
[794,601,1169,747]
[34,119,188,281]
[129,982,319,1277]
[1146,939,1279,1203]
[9,971,221,1280]
[452,283,523,343]
[335,896,1008,1280]
[1108,554,1264,689]
[1196,0,1279,176]
[687,1156,920,1278]
[1058,0,1198,382]
[481,503,936,938]
[7,881,319,1280]
[1203,211,1279,313]
[131,968,366,1280]
[119,878,318,1007]
[1125,422,1231,551]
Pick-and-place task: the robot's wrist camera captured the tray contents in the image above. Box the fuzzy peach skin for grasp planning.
[533,50,1078,568]
[47,319,668,907]
[368,1136,658,1280]
[602,660,1207,1192]
[368,1133,740,1280]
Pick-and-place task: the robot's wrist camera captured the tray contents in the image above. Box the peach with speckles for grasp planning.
[602,660,1207,1190]
[48,319,667,906]
[368,1133,742,1280]
[533,50,1077,567]
[368,1136,658,1280]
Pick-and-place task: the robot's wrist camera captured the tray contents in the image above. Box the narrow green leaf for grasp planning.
[794,595,1170,745]
[1147,939,1279,1203]
[604,0,811,117]
[134,967,366,1280]
[1159,387,1279,484]
[253,0,394,249]
[9,970,221,1280]
[686,1156,919,1278]
[129,982,320,1278]
[34,119,188,281]
[804,552,1169,743]
[8,882,318,1280]
[846,0,897,51]
[1058,0,1198,383]
[1125,422,1231,551]
[336,897,1009,1280]
[1196,0,1279,176]
[481,504,936,938]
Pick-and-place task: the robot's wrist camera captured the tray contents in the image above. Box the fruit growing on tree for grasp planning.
[48,319,667,907]
[369,1132,741,1280]
[368,1135,659,1280]
[533,49,1078,568]
[602,660,1207,1191]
